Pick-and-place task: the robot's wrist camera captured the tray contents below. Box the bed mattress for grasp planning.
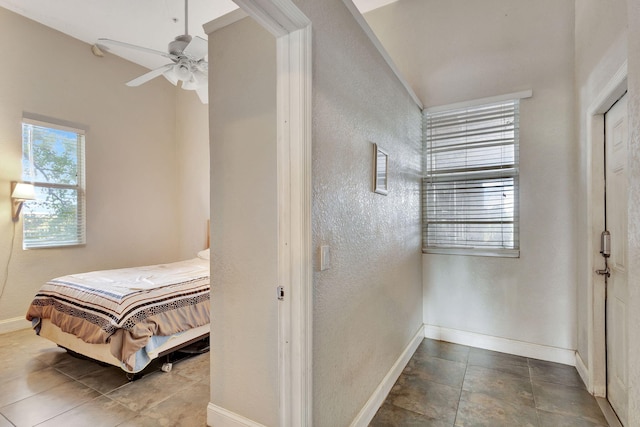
[26,257,210,372]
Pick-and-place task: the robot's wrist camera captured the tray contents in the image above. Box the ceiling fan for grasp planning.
[96,0,208,104]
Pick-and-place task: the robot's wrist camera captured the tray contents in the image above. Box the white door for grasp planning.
[605,93,628,426]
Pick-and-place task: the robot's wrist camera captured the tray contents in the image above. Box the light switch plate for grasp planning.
[320,245,330,271]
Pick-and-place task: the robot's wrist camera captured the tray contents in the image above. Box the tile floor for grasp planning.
[0,328,209,427]
[370,339,610,427]
[0,330,611,427]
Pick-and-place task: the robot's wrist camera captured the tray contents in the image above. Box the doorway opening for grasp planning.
[205,1,312,426]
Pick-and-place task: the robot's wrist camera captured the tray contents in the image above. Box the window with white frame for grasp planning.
[21,119,86,249]
[422,97,521,257]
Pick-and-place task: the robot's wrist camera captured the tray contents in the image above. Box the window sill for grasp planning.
[25,242,85,250]
[422,247,520,258]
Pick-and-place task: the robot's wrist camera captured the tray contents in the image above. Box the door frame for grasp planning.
[231,1,313,425]
[585,60,627,397]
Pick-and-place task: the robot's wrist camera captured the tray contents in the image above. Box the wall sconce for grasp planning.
[11,181,36,222]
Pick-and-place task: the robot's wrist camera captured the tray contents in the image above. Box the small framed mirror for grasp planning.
[373,143,388,195]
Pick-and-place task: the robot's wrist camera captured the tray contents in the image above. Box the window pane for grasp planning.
[424,177,515,249]
[22,187,82,248]
[22,124,79,185]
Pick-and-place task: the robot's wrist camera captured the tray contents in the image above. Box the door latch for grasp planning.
[277,286,285,300]
[596,267,610,278]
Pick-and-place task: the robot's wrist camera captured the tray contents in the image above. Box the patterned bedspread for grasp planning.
[26,258,210,371]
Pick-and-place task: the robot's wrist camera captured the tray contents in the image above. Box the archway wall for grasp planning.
[205,0,423,425]
[208,15,280,426]
[298,0,424,425]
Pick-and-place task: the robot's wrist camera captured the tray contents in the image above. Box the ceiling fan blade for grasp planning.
[163,66,179,86]
[183,36,208,61]
[195,85,209,104]
[98,38,178,61]
[193,69,207,84]
[181,78,198,91]
[126,64,174,87]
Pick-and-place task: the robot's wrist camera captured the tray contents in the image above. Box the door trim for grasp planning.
[231,1,313,425]
[586,60,627,397]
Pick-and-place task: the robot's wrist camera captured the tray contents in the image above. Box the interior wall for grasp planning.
[0,8,194,329]
[176,90,210,259]
[366,0,577,353]
[206,1,423,425]
[298,0,423,425]
[575,1,640,423]
[207,17,279,426]
[627,1,640,423]
[573,0,627,374]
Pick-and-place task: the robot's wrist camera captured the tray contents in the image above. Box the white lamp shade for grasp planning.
[12,182,36,200]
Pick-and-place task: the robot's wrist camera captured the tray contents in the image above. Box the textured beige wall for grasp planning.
[367,0,577,351]
[0,8,190,328]
[573,0,627,370]
[300,1,423,425]
[208,17,279,426]
[176,90,210,259]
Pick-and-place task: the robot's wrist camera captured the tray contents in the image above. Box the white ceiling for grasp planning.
[0,0,397,71]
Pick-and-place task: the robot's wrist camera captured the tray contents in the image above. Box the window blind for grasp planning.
[21,119,86,249]
[423,99,519,256]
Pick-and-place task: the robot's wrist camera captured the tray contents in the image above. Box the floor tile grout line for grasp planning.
[30,394,106,427]
[0,368,78,412]
[385,400,434,419]
[528,357,610,426]
[527,357,544,427]
[0,412,16,427]
[451,352,470,427]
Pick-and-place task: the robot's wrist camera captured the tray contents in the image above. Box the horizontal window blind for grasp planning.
[423,99,519,255]
[22,120,86,249]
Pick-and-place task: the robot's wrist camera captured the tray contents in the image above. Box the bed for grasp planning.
[25,248,211,375]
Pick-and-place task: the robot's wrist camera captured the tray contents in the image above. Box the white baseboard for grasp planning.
[596,397,624,427]
[575,351,591,391]
[0,317,31,335]
[207,403,267,427]
[424,324,576,366]
[576,352,607,397]
[350,324,425,427]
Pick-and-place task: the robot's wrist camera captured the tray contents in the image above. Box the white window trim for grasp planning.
[425,90,532,113]
[22,117,87,136]
[423,247,521,258]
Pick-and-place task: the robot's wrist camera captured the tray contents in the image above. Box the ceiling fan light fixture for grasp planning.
[175,62,192,81]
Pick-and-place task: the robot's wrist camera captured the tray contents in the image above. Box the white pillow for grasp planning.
[197,248,210,260]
